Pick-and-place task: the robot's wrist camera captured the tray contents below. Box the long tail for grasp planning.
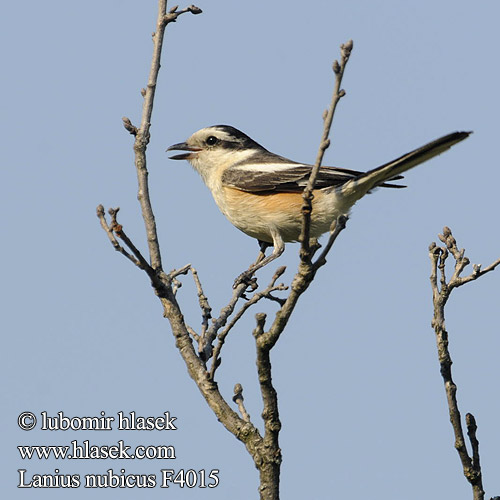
[340,131,471,200]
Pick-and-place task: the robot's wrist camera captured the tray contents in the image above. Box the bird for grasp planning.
[167,125,470,284]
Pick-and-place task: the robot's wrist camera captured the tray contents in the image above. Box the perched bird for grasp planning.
[167,125,470,281]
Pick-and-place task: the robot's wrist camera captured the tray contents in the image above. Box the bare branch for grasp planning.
[242,45,353,373]
[254,313,281,499]
[100,4,306,498]
[131,2,201,271]
[299,39,353,258]
[429,227,499,500]
[239,47,353,361]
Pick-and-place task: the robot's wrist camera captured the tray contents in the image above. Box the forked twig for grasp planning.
[208,267,288,380]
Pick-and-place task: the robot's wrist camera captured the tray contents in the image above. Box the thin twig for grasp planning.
[122,117,138,136]
[190,266,212,340]
[186,324,200,342]
[167,264,212,353]
[312,215,349,270]
[169,263,192,279]
[96,205,143,268]
[199,281,249,360]
[466,413,482,478]
[209,267,287,380]
[108,208,154,272]
[168,263,191,294]
[233,383,251,422]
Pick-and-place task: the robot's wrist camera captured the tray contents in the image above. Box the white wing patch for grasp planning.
[231,162,307,173]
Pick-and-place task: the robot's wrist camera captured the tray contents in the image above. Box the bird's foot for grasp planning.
[233,270,258,290]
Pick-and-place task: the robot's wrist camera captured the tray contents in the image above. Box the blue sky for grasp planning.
[2,1,499,498]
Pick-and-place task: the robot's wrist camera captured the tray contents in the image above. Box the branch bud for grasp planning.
[341,39,354,60]
[188,5,203,14]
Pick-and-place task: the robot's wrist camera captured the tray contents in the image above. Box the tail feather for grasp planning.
[341,131,471,199]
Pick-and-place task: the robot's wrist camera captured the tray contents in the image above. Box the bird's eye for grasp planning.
[206,136,219,146]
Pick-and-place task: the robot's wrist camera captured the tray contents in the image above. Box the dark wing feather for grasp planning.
[222,160,404,194]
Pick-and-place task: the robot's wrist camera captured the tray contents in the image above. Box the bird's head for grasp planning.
[167,125,266,182]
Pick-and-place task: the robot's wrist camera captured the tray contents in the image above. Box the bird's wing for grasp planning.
[222,153,404,194]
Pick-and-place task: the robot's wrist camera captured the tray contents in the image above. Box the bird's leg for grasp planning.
[233,232,284,288]
[254,239,272,265]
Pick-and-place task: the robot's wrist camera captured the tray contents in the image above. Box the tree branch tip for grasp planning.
[332,60,341,74]
[108,206,120,216]
[341,39,354,57]
[274,266,287,279]
[122,117,138,135]
[188,5,203,14]
[169,263,191,278]
[96,204,105,216]
[254,312,267,332]
[232,383,250,422]
[163,4,202,24]
[465,413,477,427]
[334,214,349,231]
[338,89,346,98]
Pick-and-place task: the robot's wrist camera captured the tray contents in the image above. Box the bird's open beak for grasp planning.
[166,142,202,160]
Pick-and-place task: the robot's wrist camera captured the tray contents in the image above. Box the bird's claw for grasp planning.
[233,271,258,290]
